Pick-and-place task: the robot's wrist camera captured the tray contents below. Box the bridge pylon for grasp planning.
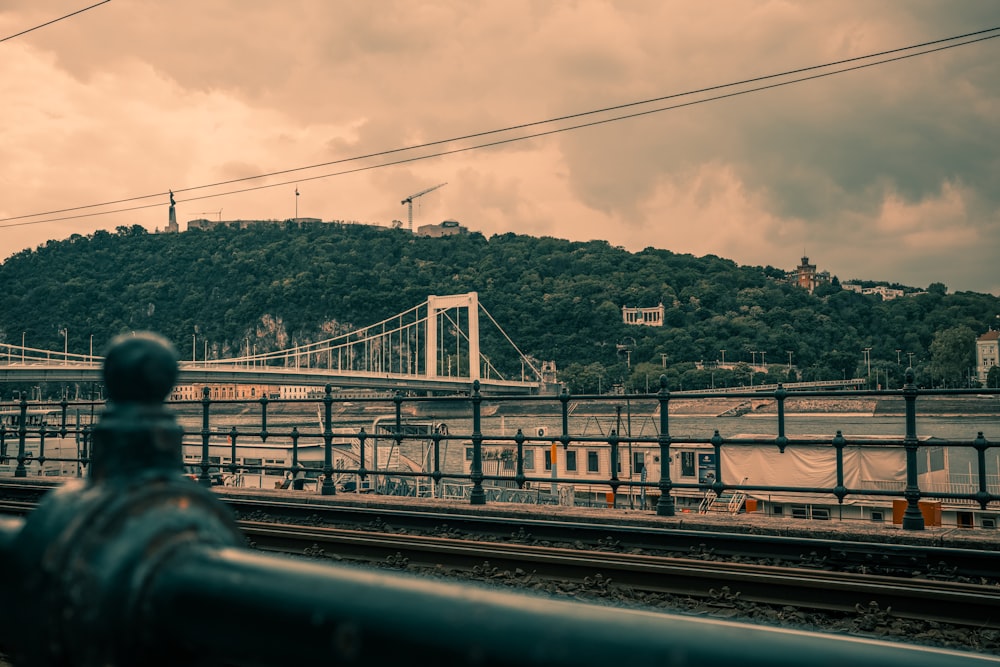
[425,292,480,382]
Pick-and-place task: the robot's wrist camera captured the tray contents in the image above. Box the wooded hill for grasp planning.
[2,223,997,393]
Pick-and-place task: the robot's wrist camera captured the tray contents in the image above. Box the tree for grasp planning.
[986,365,1000,390]
[928,326,977,387]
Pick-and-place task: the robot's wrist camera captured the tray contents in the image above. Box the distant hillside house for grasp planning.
[622,303,664,326]
[787,256,830,293]
[417,219,467,237]
[841,283,905,301]
[977,330,999,385]
[187,217,322,231]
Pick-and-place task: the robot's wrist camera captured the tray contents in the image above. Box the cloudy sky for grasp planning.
[1,1,998,294]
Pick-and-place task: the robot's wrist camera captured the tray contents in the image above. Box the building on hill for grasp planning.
[841,283,905,300]
[977,330,999,385]
[187,217,322,231]
[417,219,467,237]
[787,256,830,293]
[622,303,664,326]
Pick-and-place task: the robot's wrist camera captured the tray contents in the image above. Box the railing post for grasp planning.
[198,385,212,487]
[832,430,847,505]
[514,428,526,489]
[902,367,925,530]
[290,426,301,489]
[14,394,27,477]
[357,426,368,488]
[469,380,485,505]
[973,432,991,510]
[559,386,570,450]
[608,429,620,508]
[775,384,788,453]
[710,429,724,497]
[3,333,243,666]
[321,384,336,496]
[655,375,675,516]
[259,394,269,442]
[431,424,444,498]
[223,428,235,482]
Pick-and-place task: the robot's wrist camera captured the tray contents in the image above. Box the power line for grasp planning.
[0,1,112,44]
[1,25,997,229]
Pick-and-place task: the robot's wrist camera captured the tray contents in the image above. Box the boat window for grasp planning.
[680,451,695,477]
[522,449,534,471]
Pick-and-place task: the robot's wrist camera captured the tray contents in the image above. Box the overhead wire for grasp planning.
[1,24,997,229]
[0,1,111,44]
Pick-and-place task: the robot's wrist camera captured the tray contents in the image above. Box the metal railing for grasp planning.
[2,369,998,530]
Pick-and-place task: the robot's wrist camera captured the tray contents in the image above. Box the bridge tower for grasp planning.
[425,292,480,382]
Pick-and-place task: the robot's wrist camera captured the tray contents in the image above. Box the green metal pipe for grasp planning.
[142,545,999,667]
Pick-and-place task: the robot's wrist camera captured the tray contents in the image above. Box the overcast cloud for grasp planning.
[1,1,998,294]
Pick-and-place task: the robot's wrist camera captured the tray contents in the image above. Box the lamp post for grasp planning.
[720,349,726,366]
[21,332,25,364]
[895,349,901,366]
[786,351,793,370]
[62,328,68,365]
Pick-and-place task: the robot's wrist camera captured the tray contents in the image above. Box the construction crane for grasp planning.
[196,209,223,222]
[401,183,446,232]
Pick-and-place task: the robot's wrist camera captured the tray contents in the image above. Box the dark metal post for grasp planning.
[711,429,724,497]
[2,333,243,666]
[559,386,570,450]
[469,380,485,505]
[514,428,526,489]
[321,384,336,496]
[608,429,620,508]
[228,426,238,478]
[973,432,991,510]
[290,427,302,489]
[14,394,27,477]
[775,384,788,453]
[431,426,443,498]
[832,430,847,505]
[259,394,269,442]
[902,368,925,530]
[198,386,212,487]
[656,375,675,516]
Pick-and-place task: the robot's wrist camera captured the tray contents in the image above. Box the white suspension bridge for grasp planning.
[0,293,544,395]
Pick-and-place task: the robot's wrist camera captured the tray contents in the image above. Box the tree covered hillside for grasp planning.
[2,223,997,392]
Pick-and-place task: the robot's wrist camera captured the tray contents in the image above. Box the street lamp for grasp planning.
[61,328,68,365]
[720,349,726,366]
[21,332,25,364]
[895,349,901,366]
[786,351,793,370]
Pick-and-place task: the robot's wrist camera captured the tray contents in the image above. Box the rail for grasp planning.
[1,353,998,531]
[1,332,997,666]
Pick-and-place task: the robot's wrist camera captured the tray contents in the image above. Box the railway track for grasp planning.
[242,520,1000,631]
[3,480,1000,581]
